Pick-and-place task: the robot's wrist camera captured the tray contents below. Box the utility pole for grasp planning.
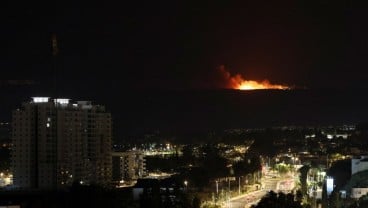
[238,177,241,195]
[228,178,231,191]
[326,154,329,168]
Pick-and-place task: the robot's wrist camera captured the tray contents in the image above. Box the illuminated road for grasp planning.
[227,176,295,208]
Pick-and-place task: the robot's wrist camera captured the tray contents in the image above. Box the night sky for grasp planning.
[2,2,368,138]
[2,1,368,89]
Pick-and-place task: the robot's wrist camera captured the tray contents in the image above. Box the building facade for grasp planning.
[352,156,368,175]
[12,97,112,189]
[112,151,146,182]
[351,188,368,199]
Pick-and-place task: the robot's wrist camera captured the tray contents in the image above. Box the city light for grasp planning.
[54,98,70,105]
[184,180,188,191]
[32,97,49,103]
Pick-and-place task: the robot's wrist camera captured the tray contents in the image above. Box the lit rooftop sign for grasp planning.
[32,97,49,103]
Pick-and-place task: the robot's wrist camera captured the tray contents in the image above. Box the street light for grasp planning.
[184,180,188,191]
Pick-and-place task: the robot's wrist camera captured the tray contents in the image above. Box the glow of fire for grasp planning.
[237,80,289,90]
[218,65,290,90]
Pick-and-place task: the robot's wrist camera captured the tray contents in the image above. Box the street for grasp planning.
[227,174,295,208]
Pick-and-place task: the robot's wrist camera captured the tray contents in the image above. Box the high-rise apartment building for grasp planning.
[12,97,112,189]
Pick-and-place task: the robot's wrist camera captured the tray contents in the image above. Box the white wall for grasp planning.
[352,157,368,175]
[351,188,368,199]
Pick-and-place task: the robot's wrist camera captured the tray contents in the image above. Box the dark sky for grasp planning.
[2,1,368,90]
[2,1,368,138]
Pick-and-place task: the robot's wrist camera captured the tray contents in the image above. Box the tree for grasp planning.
[327,159,351,189]
[233,160,250,176]
[295,190,303,203]
[192,195,201,208]
[201,144,229,178]
[329,190,343,208]
[182,144,195,165]
[251,191,303,208]
[299,165,310,196]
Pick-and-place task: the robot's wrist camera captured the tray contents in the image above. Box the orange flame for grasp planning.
[219,65,290,90]
[237,80,289,90]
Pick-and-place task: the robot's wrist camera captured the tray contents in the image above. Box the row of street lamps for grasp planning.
[214,173,256,197]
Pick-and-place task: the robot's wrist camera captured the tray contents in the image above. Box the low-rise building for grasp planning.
[352,156,368,175]
[351,188,368,199]
[112,151,146,183]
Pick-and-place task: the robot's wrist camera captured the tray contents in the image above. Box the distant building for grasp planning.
[352,156,368,175]
[0,122,11,144]
[112,151,146,182]
[133,178,181,201]
[12,97,112,189]
[0,121,11,173]
[351,188,368,199]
